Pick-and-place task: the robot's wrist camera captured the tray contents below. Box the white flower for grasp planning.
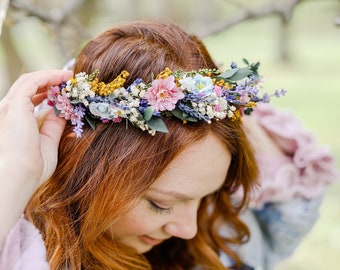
[227,110,234,118]
[131,85,140,96]
[139,90,146,98]
[179,76,196,91]
[215,112,225,119]
[206,106,215,118]
[130,108,139,117]
[191,102,198,108]
[129,115,138,122]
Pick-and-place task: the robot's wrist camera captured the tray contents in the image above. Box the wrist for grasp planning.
[0,159,39,246]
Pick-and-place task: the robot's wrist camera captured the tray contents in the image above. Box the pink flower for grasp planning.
[214,85,222,96]
[49,85,61,97]
[113,117,122,123]
[55,90,74,120]
[214,104,221,112]
[144,76,184,111]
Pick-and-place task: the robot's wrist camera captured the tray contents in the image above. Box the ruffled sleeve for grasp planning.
[0,216,49,270]
[243,103,339,209]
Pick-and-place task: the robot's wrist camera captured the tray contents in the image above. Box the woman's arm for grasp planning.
[0,70,72,246]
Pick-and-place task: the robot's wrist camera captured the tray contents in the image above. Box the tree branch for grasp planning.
[9,0,92,38]
[198,0,303,38]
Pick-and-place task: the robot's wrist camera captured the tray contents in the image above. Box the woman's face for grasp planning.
[108,133,231,253]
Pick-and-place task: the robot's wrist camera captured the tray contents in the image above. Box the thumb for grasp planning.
[40,109,66,150]
[38,110,66,183]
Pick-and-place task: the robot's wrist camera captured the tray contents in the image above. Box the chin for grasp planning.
[137,244,154,254]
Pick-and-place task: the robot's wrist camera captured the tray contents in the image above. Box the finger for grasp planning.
[39,109,66,150]
[32,92,48,107]
[6,70,73,100]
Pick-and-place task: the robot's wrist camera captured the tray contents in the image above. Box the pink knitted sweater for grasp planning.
[0,216,49,270]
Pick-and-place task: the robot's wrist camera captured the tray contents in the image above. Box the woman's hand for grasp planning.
[0,70,73,245]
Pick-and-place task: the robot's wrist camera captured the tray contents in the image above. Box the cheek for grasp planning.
[110,203,161,237]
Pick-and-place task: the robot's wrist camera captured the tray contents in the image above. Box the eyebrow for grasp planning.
[148,188,195,200]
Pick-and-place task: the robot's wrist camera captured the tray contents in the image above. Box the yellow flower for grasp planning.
[156,67,172,79]
[91,71,130,96]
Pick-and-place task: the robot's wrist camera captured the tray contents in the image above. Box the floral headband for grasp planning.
[48,59,286,137]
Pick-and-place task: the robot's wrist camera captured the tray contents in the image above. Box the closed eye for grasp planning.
[147,200,173,214]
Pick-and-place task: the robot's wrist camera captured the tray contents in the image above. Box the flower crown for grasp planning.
[48,59,286,137]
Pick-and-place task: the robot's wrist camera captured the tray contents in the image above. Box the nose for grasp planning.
[163,203,199,240]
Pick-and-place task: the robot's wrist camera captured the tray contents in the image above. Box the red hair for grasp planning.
[25,21,258,270]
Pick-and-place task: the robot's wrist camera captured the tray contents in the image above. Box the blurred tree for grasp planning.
[0,0,339,96]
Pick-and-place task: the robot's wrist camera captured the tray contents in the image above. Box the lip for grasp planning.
[139,235,164,246]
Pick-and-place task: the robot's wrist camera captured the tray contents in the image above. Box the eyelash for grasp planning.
[148,200,173,214]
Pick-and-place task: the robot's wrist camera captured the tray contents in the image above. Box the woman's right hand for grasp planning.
[0,70,73,245]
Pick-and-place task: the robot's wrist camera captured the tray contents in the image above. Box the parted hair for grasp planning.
[25,21,258,270]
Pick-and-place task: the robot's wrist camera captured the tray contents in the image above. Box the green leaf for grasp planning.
[249,61,261,78]
[171,108,197,122]
[146,117,169,133]
[244,108,254,115]
[88,69,99,81]
[219,68,239,79]
[53,106,61,116]
[242,58,250,65]
[228,68,253,81]
[84,115,96,130]
[70,99,81,105]
[143,106,154,121]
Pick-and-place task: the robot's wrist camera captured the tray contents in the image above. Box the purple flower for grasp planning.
[262,93,270,103]
[73,123,84,138]
[73,105,86,119]
[71,105,85,137]
[230,62,238,69]
[275,88,287,97]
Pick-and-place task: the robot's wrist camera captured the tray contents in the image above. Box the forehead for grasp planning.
[150,133,231,199]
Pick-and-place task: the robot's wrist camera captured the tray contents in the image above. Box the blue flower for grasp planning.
[89,102,122,119]
[192,75,214,97]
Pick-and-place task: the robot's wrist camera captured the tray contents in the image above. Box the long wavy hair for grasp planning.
[25,21,258,270]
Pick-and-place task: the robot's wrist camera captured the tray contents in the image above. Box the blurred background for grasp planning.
[0,0,339,269]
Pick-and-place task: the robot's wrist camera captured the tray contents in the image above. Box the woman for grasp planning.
[0,20,259,270]
[0,21,337,270]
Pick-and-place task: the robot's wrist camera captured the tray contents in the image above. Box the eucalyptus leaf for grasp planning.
[242,58,250,65]
[53,106,61,116]
[70,99,81,104]
[219,68,239,79]
[146,117,169,133]
[228,68,253,81]
[143,106,154,121]
[84,115,97,130]
[171,108,197,122]
[249,62,261,78]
